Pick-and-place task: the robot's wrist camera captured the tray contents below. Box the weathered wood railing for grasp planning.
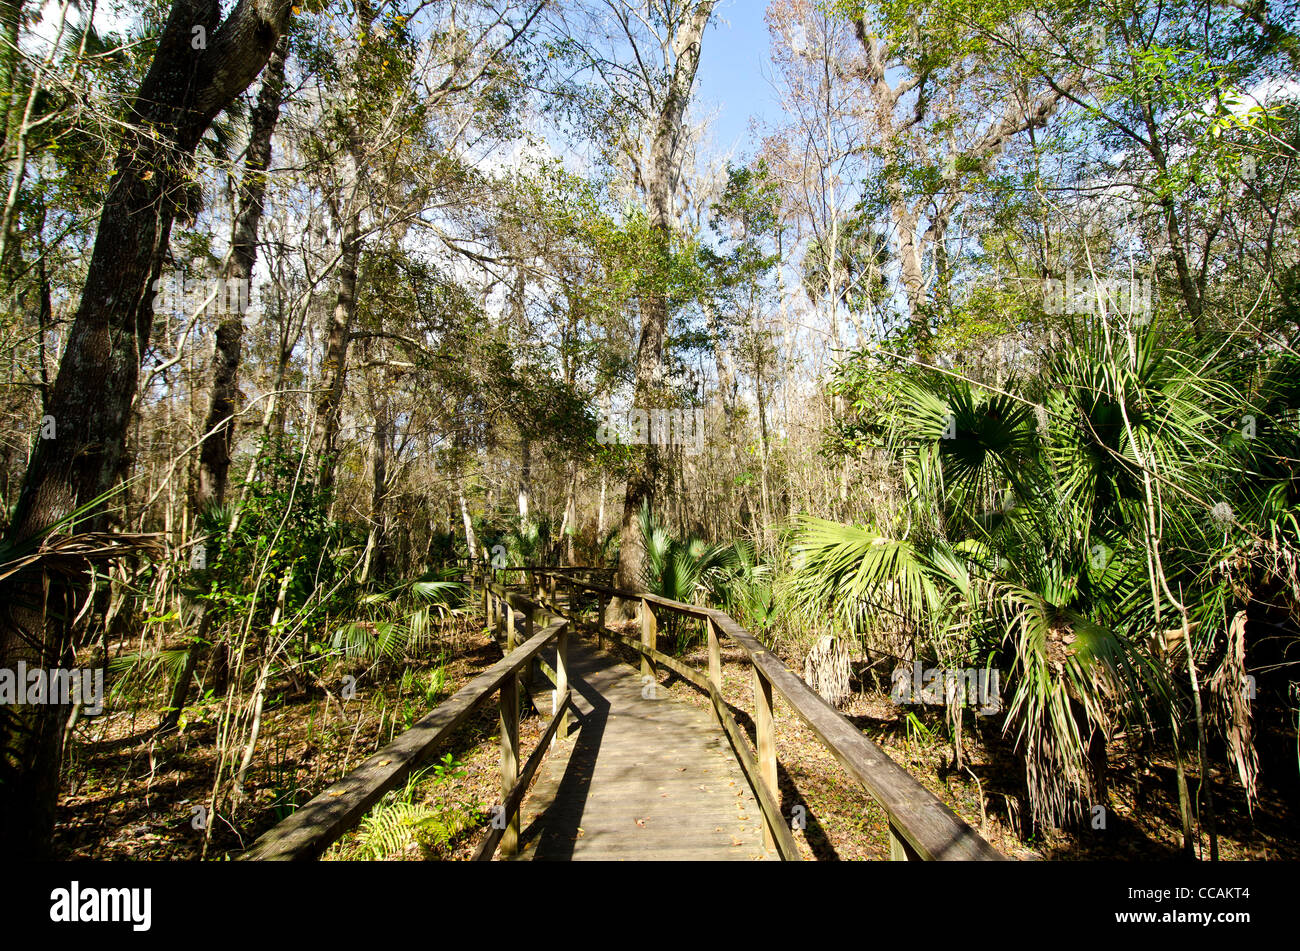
[244,559,1001,861]
[525,565,1004,862]
[242,581,569,861]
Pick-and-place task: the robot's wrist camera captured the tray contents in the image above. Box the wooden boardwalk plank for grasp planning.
[511,634,773,861]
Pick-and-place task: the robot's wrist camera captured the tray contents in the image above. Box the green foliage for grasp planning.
[707,539,777,637]
[801,210,890,313]
[334,758,483,861]
[794,317,1300,828]
[479,514,557,570]
[637,502,764,650]
[106,649,191,707]
[189,438,360,642]
[331,577,463,667]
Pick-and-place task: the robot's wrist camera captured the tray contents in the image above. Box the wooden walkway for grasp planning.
[244,567,1002,862]
[512,635,772,861]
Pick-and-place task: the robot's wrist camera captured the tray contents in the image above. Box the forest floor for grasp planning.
[52,614,522,860]
[52,609,1299,860]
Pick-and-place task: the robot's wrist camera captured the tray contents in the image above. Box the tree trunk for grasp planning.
[756,353,772,547]
[195,39,288,513]
[313,186,362,494]
[597,470,606,537]
[891,201,929,343]
[610,0,714,621]
[311,3,373,492]
[167,39,289,736]
[518,436,530,521]
[459,486,478,562]
[0,0,292,859]
[564,460,577,565]
[360,403,389,585]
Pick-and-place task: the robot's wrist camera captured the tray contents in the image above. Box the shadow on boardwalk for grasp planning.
[513,636,772,861]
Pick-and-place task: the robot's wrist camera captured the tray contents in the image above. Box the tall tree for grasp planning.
[846,5,1073,347]
[308,0,547,492]
[196,39,290,512]
[160,39,292,737]
[0,0,292,858]
[561,0,716,608]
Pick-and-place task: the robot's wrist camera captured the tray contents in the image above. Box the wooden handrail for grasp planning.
[531,567,1004,862]
[243,581,568,861]
[472,690,570,860]
[243,562,1000,862]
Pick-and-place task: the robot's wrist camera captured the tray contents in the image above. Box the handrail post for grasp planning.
[706,616,722,711]
[525,603,537,695]
[712,615,722,691]
[640,597,657,683]
[553,622,570,747]
[506,598,516,652]
[506,598,522,713]
[596,589,608,651]
[889,822,920,860]
[752,665,778,851]
[499,673,520,857]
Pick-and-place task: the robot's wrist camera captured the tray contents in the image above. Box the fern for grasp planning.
[328,760,482,860]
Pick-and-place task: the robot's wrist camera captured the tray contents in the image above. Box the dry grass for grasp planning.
[53,617,548,860]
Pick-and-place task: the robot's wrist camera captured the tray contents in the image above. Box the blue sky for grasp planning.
[694,1,781,160]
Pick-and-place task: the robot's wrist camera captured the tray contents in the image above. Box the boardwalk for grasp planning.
[513,635,772,861]
[243,569,1000,862]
